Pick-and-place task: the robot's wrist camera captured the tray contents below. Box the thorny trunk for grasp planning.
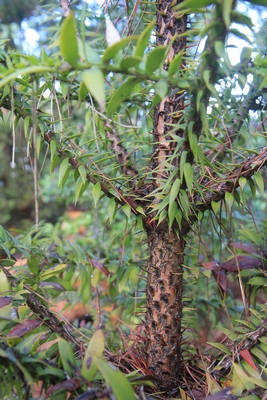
[145,227,185,392]
[144,0,188,393]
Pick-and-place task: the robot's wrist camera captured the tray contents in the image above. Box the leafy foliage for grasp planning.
[0,0,267,398]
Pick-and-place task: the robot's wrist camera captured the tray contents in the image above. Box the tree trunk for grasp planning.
[145,226,185,392]
[143,0,187,393]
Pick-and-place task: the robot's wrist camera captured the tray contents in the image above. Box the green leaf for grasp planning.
[247,0,267,5]
[60,13,78,67]
[0,225,8,242]
[58,338,76,375]
[175,0,214,10]
[79,81,88,102]
[134,20,155,57]
[0,66,53,88]
[108,197,117,223]
[225,191,234,209]
[103,36,136,63]
[146,46,166,74]
[81,329,105,381]
[169,49,184,77]
[78,165,87,184]
[239,177,247,191]
[168,201,178,230]
[211,201,220,214]
[184,163,193,193]
[247,277,266,286]
[58,158,70,190]
[120,56,142,71]
[207,342,232,355]
[94,357,135,400]
[75,177,89,204]
[27,255,39,276]
[83,68,106,110]
[136,206,146,216]
[107,77,139,117]
[169,179,181,205]
[154,79,168,100]
[254,171,265,196]
[122,204,131,220]
[0,270,10,293]
[92,182,102,207]
[222,0,234,29]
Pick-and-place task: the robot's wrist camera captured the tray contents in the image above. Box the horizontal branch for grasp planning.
[195,147,267,214]
[209,318,267,378]
[43,131,140,215]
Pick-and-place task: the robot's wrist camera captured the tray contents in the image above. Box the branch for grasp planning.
[27,293,82,352]
[194,147,267,214]
[209,318,267,378]
[104,120,138,180]
[60,0,71,17]
[43,131,140,215]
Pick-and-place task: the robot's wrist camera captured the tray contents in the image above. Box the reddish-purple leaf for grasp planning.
[220,255,263,272]
[201,261,220,271]
[212,270,227,293]
[205,388,232,400]
[7,319,41,338]
[90,259,111,278]
[0,296,12,308]
[46,378,80,396]
[230,242,258,255]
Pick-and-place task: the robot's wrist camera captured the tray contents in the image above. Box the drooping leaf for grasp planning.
[168,49,184,78]
[175,0,215,10]
[134,20,155,57]
[7,320,41,338]
[222,0,234,29]
[146,46,166,75]
[81,329,105,381]
[107,77,139,117]
[169,179,181,205]
[94,357,135,400]
[92,182,102,207]
[58,158,70,190]
[103,36,136,63]
[60,13,78,67]
[83,68,106,110]
[58,337,76,375]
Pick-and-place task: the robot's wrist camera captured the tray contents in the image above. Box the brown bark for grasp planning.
[143,0,187,393]
[145,226,186,392]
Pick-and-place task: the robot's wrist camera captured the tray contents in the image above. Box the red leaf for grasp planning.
[201,261,220,271]
[7,319,41,338]
[46,378,80,396]
[240,349,258,371]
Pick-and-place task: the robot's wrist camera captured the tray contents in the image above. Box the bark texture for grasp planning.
[145,227,185,392]
[144,0,188,393]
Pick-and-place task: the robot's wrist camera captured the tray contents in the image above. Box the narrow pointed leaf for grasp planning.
[107,77,139,117]
[92,182,102,207]
[60,13,78,66]
[134,20,155,57]
[94,357,135,400]
[83,68,106,110]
